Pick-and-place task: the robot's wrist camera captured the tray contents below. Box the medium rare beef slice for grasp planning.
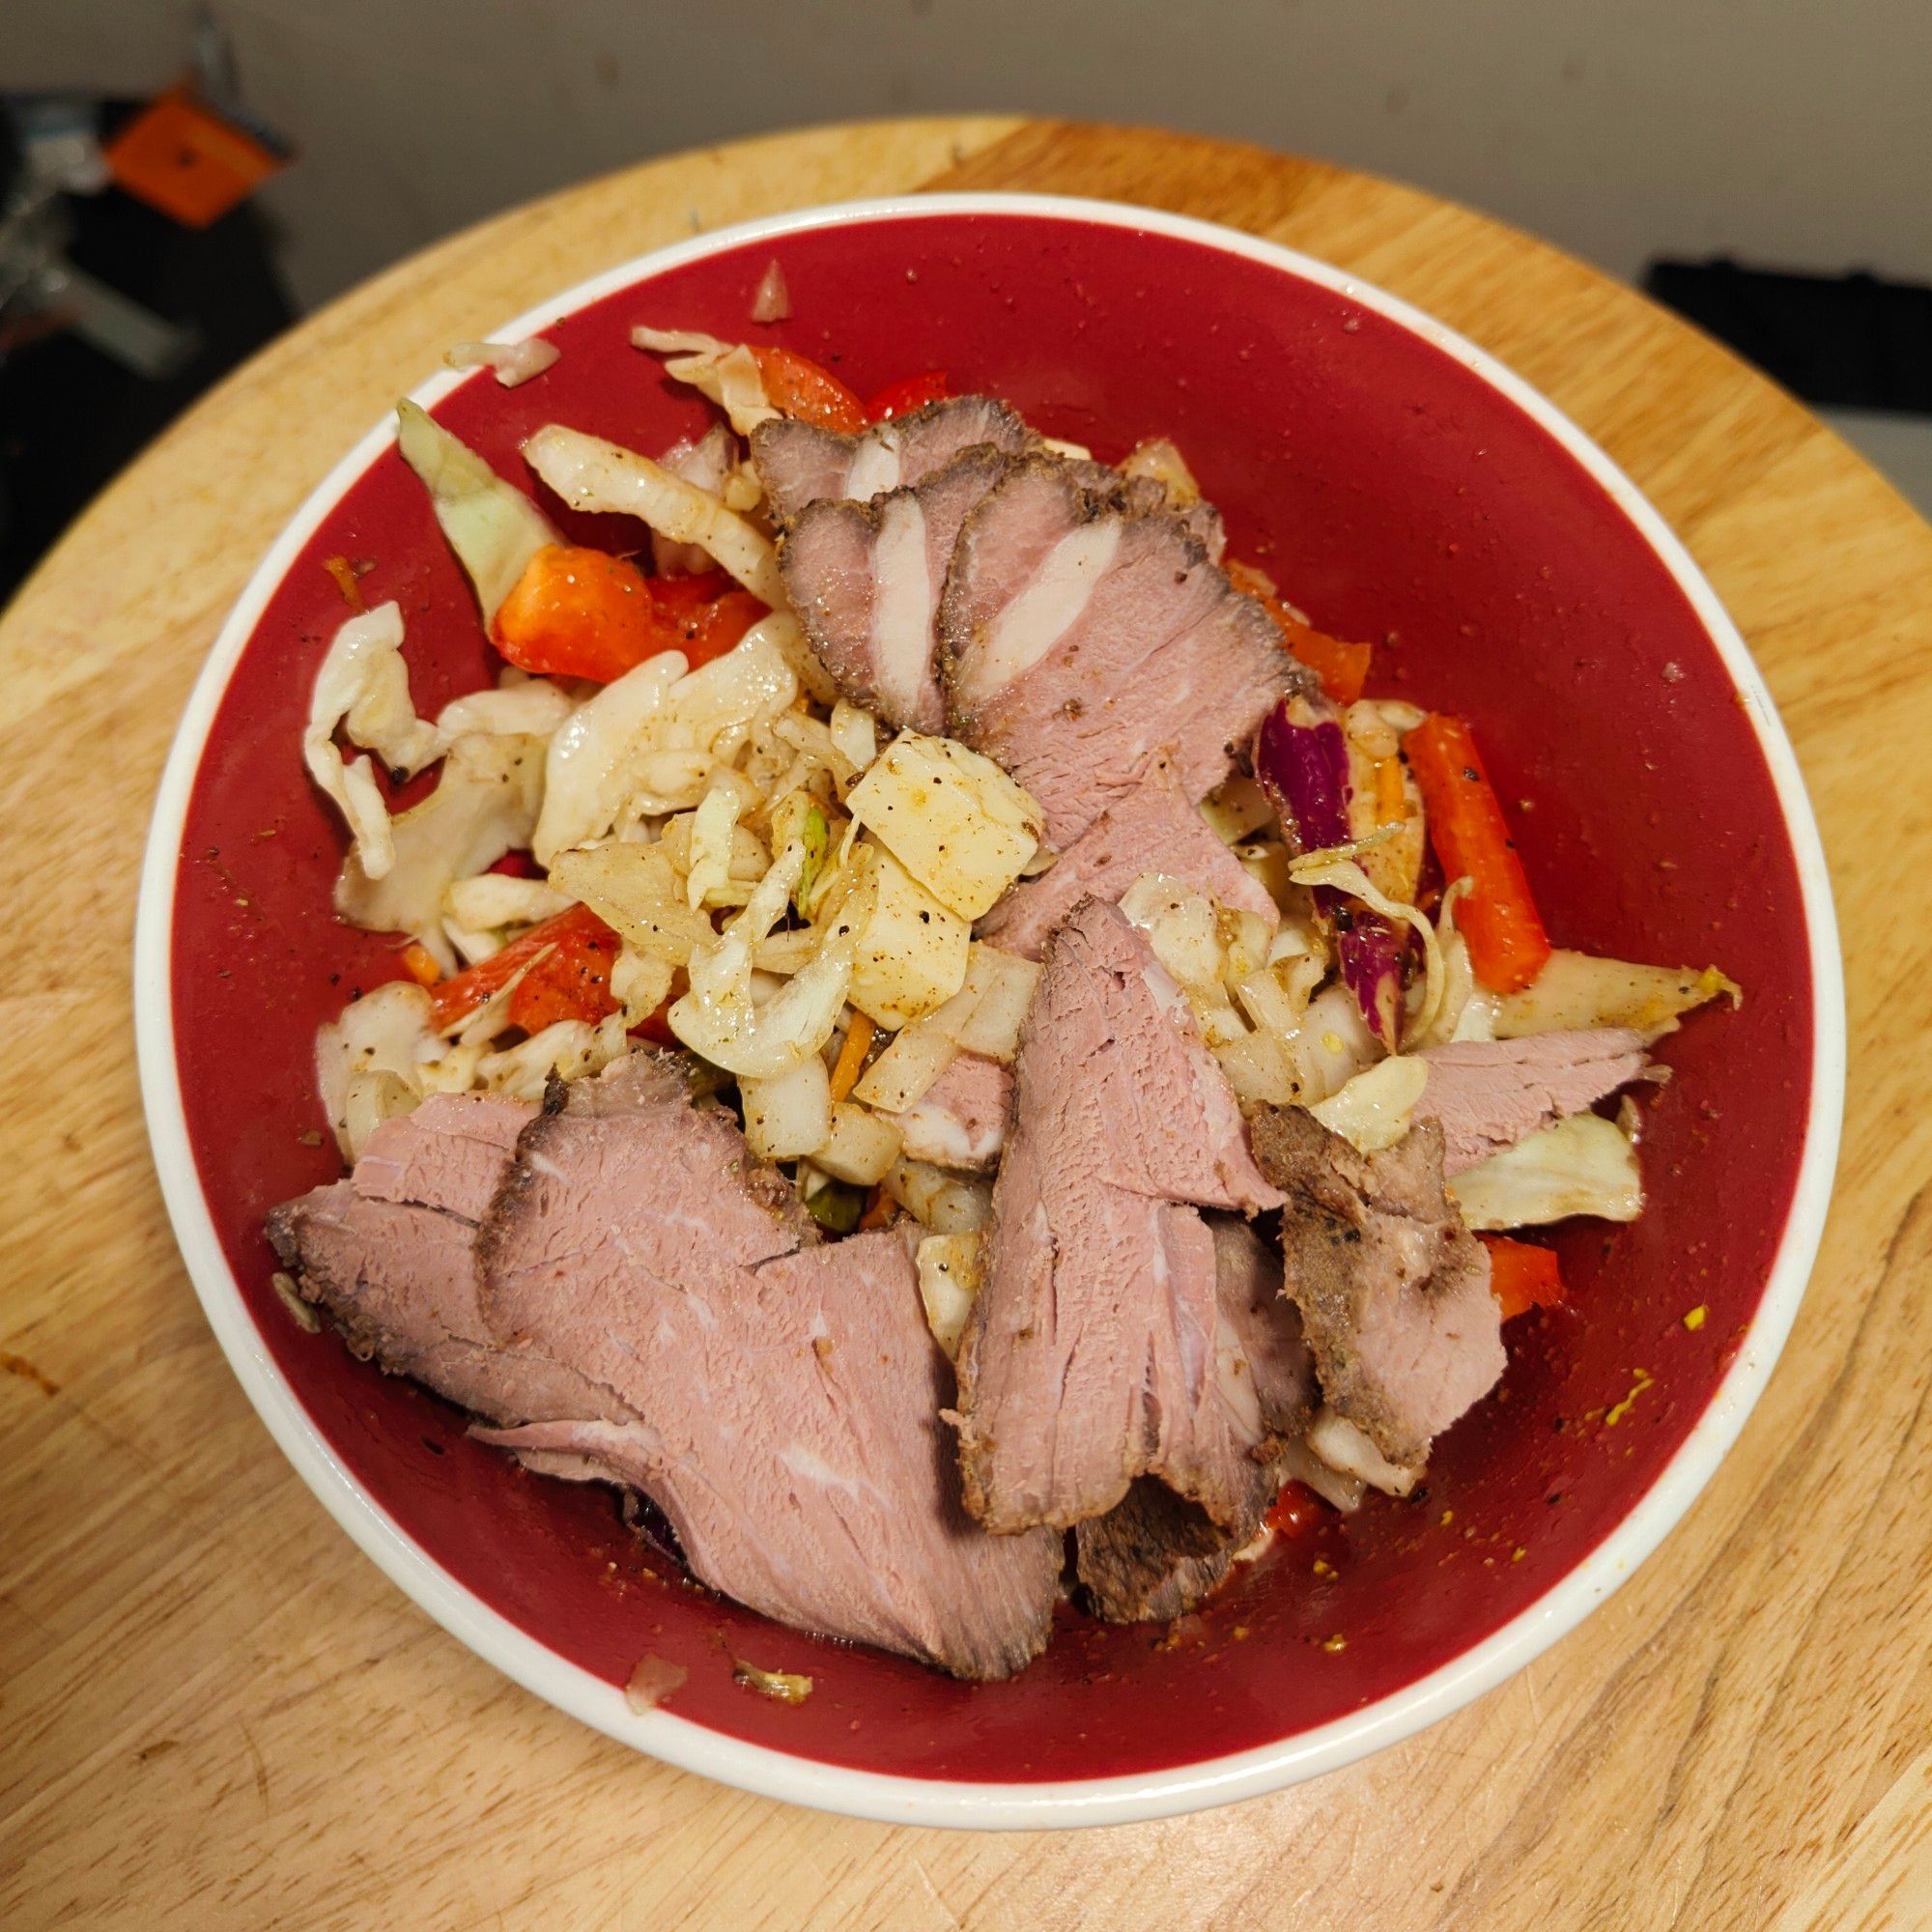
[938,458,1312,845]
[979,753,1279,957]
[1064,461,1227,560]
[1253,1106,1504,1468]
[952,899,1284,1538]
[882,1050,1012,1171]
[1076,1218,1315,1622]
[779,446,1009,731]
[265,1094,626,1433]
[479,1054,1060,1679]
[752,394,1037,523]
[1415,1028,1648,1174]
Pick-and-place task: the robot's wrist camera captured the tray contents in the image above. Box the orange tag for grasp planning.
[104,90,283,229]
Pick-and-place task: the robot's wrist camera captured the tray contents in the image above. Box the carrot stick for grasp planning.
[1405,713,1551,993]
[1479,1234,1565,1321]
[827,1011,876,1102]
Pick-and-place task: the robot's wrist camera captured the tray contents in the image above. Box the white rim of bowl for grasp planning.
[133,191,1845,1832]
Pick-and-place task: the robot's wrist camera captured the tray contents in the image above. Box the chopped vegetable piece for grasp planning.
[1479,1234,1566,1321]
[915,1231,982,1356]
[1493,950,1740,1044]
[1264,1481,1322,1538]
[398,941,442,987]
[828,1011,876,1102]
[749,259,790,324]
[803,1178,866,1235]
[506,913,621,1034]
[395,400,556,626]
[522,424,786,608]
[430,904,618,1032]
[857,1185,897,1232]
[493,544,674,682]
[732,1659,813,1703]
[844,730,1043,920]
[1405,713,1551,994]
[865,369,950,421]
[1228,561,1373,705]
[814,1101,903,1186]
[324,554,365,611]
[741,1052,832,1160]
[1254,691,1352,855]
[1448,1114,1642,1230]
[750,347,867,434]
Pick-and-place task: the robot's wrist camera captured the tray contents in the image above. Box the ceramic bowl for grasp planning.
[135,194,1842,1828]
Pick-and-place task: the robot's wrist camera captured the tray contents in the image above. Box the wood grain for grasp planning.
[4,118,1929,1931]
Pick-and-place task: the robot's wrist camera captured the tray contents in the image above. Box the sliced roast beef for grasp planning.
[938,458,1309,844]
[1065,462,1226,560]
[952,899,1281,1538]
[779,446,1009,732]
[1075,1218,1315,1622]
[265,1094,629,1434]
[1252,1105,1504,1468]
[1415,1028,1648,1175]
[478,1054,1061,1679]
[751,394,1038,524]
[883,1050,1012,1171]
[979,753,1279,958]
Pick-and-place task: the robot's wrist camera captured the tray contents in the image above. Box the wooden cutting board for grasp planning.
[4,118,1930,1932]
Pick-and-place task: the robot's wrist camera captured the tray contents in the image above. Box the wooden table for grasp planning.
[4,117,1929,1931]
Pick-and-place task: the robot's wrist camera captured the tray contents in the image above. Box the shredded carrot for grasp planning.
[324,554,365,611]
[1404,713,1551,993]
[1225,560,1372,705]
[1374,754,1406,826]
[1479,1234,1565,1321]
[827,1011,876,1102]
[751,346,868,434]
[397,940,442,987]
[856,1185,897,1232]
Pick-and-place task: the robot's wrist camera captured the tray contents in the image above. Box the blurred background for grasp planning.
[4,0,1928,596]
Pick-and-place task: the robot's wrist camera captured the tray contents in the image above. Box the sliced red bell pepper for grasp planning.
[430,903,619,1033]
[1264,1480,1323,1538]
[866,369,950,421]
[1479,1234,1566,1321]
[493,551,767,683]
[492,544,675,682]
[1225,561,1373,706]
[750,346,868,434]
[1405,713,1552,994]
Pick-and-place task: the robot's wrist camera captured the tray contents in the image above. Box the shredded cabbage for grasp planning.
[916,1232,984,1357]
[1494,950,1741,1044]
[395,402,554,623]
[443,337,560,387]
[632,327,780,438]
[523,423,785,607]
[668,839,855,1078]
[1308,1054,1429,1153]
[303,601,441,879]
[1288,844,1448,1044]
[1447,1113,1644,1230]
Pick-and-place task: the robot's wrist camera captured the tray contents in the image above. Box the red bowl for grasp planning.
[134,196,1842,1827]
